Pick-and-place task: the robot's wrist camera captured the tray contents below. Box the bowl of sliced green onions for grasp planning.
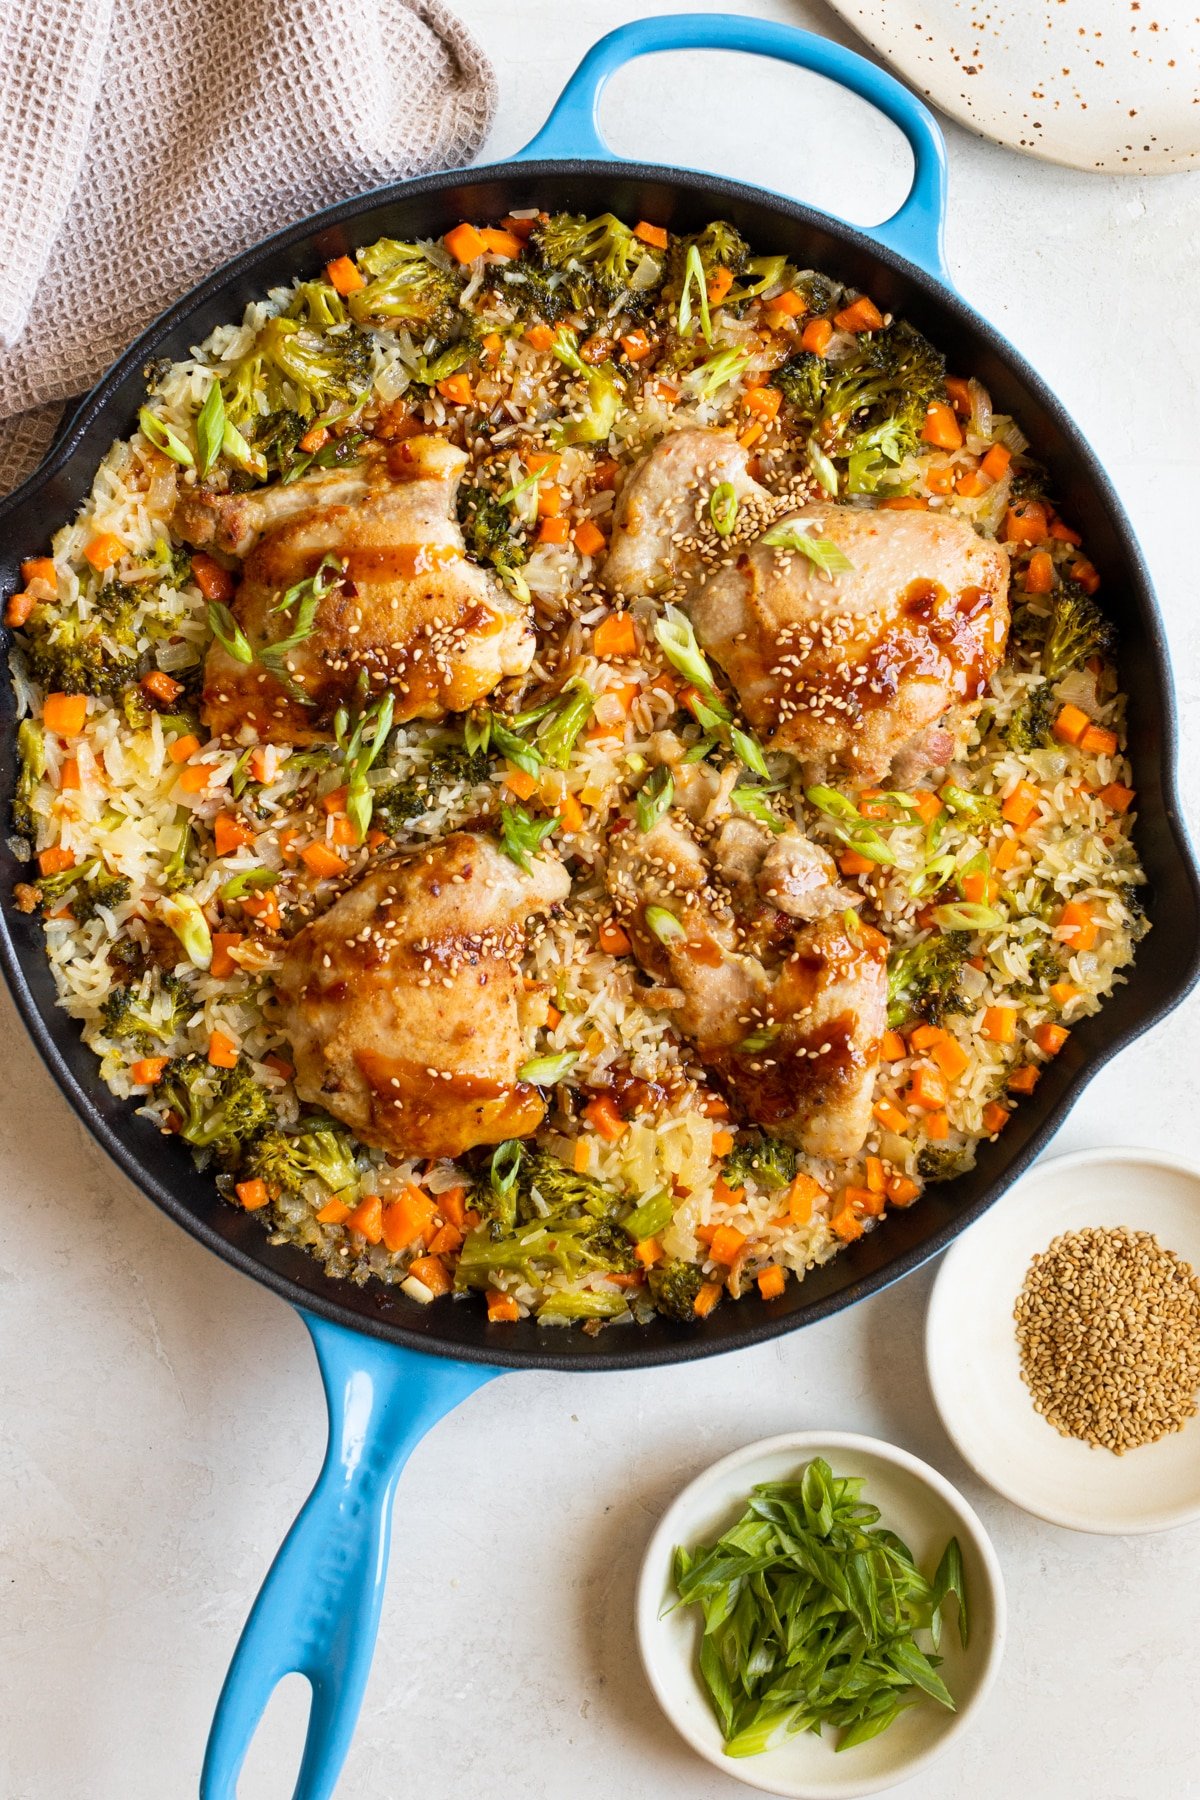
[636,1433,1004,1798]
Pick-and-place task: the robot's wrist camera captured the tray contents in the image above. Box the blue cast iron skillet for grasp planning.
[1,17,1196,1796]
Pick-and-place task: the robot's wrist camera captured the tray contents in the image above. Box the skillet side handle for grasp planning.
[200,1312,502,1800]
[514,13,950,281]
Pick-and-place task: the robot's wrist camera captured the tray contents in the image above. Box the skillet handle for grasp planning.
[514,13,949,280]
[200,1311,502,1800]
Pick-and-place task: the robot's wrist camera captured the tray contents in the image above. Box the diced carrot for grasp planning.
[993,836,1021,873]
[881,1028,907,1061]
[242,889,281,931]
[621,329,652,362]
[780,1172,823,1227]
[1002,500,1050,544]
[768,288,806,318]
[378,1183,434,1253]
[710,1224,747,1266]
[83,532,124,571]
[1049,981,1080,1009]
[930,1036,969,1082]
[1057,899,1098,951]
[538,515,570,545]
[525,323,555,351]
[704,265,734,306]
[908,1066,948,1111]
[298,424,329,456]
[5,591,34,627]
[167,734,201,764]
[830,1206,865,1242]
[693,1282,722,1318]
[263,1052,294,1080]
[1080,723,1118,757]
[236,1178,270,1210]
[407,1254,452,1296]
[213,812,255,856]
[58,756,80,791]
[866,1155,887,1193]
[190,552,237,603]
[1008,1064,1040,1094]
[37,846,75,877]
[322,787,349,815]
[536,483,564,518]
[886,1174,921,1206]
[556,791,584,836]
[207,1029,239,1069]
[500,214,537,240]
[757,1265,787,1300]
[210,932,242,979]
[598,918,631,955]
[655,379,680,404]
[177,763,214,794]
[924,1109,950,1140]
[345,1193,384,1243]
[980,443,1012,482]
[584,1093,627,1141]
[301,842,346,879]
[711,1129,735,1157]
[834,295,884,333]
[633,220,668,249]
[1025,549,1055,595]
[249,746,276,784]
[873,1097,909,1135]
[504,764,538,801]
[315,1198,352,1225]
[909,1023,945,1053]
[742,385,782,422]
[572,1138,592,1175]
[481,331,503,366]
[925,462,955,496]
[980,1006,1017,1044]
[839,849,875,877]
[922,400,964,450]
[278,828,301,862]
[486,1289,521,1322]
[593,611,638,659]
[131,1056,168,1086]
[1098,782,1135,814]
[478,227,523,259]
[328,815,356,846]
[1053,703,1090,746]
[1049,518,1083,545]
[954,467,990,499]
[43,693,87,736]
[982,1102,1011,1135]
[945,376,972,415]
[846,1183,885,1218]
[1070,556,1101,594]
[325,254,366,295]
[437,373,473,407]
[879,495,928,510]
[1034,1021,1070,1056]
[444,222,487,264]
[911,790,943,825]
[800,317,833,356]
[573,519,607,559]
[366,828,388,851]
[960,868,993,905]
[1002,778,1041,830]
[21,557,57,587]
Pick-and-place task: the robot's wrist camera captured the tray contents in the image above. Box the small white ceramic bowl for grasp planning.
[926,1146,1200,1535]
[636,1431,1005,1799]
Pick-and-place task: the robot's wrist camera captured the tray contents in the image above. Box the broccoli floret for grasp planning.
[550,328,622,446]
[886,931,971,1029]
[12,719,44,838]
[371,780,429,832]
[1004,681,1058,752]
[347,239,462,337]
[372,743,492,836]
[665,220,750,293]
[722,1130,797,1191]
[774,320,946,483]
[458,484,528,572]
[530,211,663,314]
[101,969,191,1054]
[648,1259,706,1322]
[26,615,140,697]
[256,315,371,416]
[160,1056,275,1152]
[497,260,573,324]
[454,1211,635,1289]
[917,1145,975,1183]
[74,870,131,923]
[1022,939,1064,990]
[242,1121,359,1199]
[254,408,306,471]
[285,278,350,333]
[772,350,827,415]
[515,1147,618,1224]
[29,855,99,907]
[1041,582,1116,680]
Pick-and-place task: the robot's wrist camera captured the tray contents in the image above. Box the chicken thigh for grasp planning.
[605,809,886,1159]
[272,832,570,1160]
[602,427,770,599]
[177,436,534,744]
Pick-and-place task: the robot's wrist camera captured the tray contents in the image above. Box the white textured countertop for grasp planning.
[4,3,1200,1796]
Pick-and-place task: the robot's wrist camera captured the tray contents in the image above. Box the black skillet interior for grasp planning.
[1,162,1197,1371]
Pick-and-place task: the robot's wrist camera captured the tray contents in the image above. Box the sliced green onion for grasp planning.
[490,1139,523,1200]
[805,785,861,824]
[636,765,674,833]
[194,381,225,478]
[709,482,739,537]
[731,727,769,780]
[517,1051,578,1085]
[158,894,211,969]
[497,465,544,506]
[956,849,991,899]
[498,562,531,606]
[219,868,280,901]
[536,682,594,768]
[941,784,987,818]
[491,716,544,779]
[536,1289,628,1321]
[932,901,1005,930]
[739,1024,780,1053]
[207,601,252,664]
[138,407,194,468]
[464,708,492,759]
[499,801,559,872]
[645,904,685,944]
[761,522,853,576]
[732,785,786,834]
[689,347,751,398]
[621,1188,674,1242]
[220,418,267,481]
[807,438,839,497]
[677,243,713,345]
[688,689,732,730]
[654,604,719,693]
[683,734,719,764]
[908,853,956,899]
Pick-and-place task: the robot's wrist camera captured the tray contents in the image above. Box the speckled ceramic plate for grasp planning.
[824,0,1200,173]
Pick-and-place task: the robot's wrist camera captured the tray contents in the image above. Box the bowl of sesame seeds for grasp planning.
[925,1147,1200,1534]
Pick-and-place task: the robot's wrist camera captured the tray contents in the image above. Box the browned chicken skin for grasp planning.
[603,429,1010,787]
[176,436,534,744]
[605,810,887,1160]
[272,833,570,1160]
